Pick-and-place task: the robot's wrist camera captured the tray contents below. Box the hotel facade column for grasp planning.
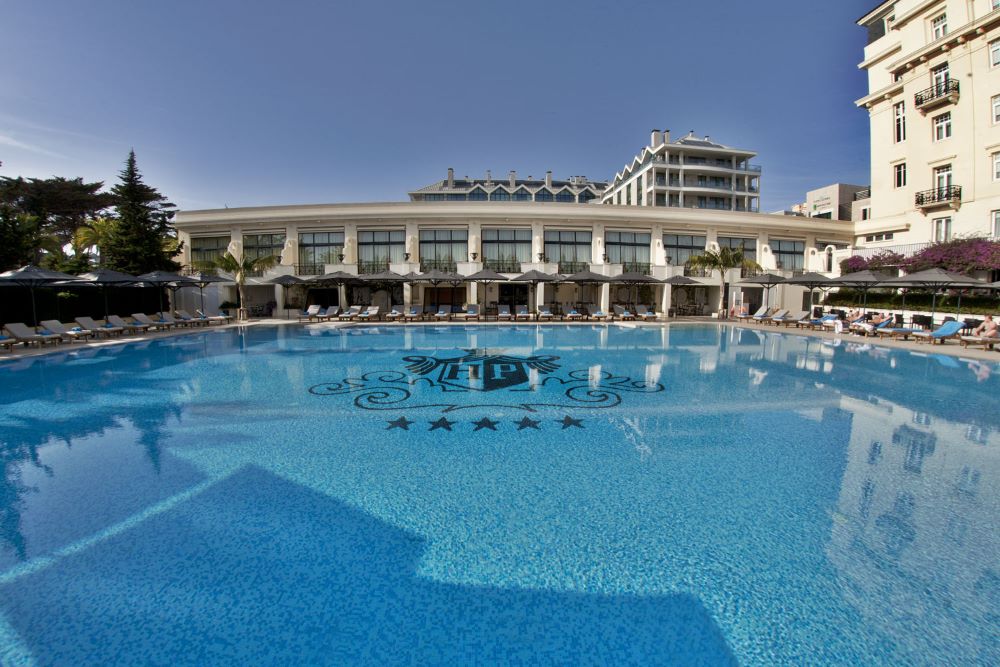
[532,219,545,307]
[467,219,481,305]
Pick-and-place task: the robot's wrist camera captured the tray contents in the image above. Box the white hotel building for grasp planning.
[855,0,1000,255]
[172,136,850,317]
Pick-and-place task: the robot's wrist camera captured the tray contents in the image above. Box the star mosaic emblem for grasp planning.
[515,416,541,430]
[557,415,584,429]
[386,416,413,430]
[429,417,455,431]
[472,417,499,431]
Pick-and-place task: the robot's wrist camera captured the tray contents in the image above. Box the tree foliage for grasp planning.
[211,251,277,317]
[688,247,762,314]
[0,176,113,248]
[0,207,44,270]
[101,150,181,274]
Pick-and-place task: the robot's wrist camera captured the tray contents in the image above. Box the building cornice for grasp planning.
[888,0,945,30]
[858,41,902,71]
[174,201,852,240]
[884,10,1000,76]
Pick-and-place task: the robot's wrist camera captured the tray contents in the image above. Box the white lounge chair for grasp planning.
[537,305,555,320]
[40,320,93,342]
[131,313,173,331]
[613,305,635,321]
[197,309,233,323]
[6,322,62,346]
[514,305,531,320]
[433,306,451,321]
[338,306,362,320]
[385,305,404,321]
[458,304,480,320]
[357,306,380,321]
[76,316,124,337]
[317,306,341,321]
[403,305,422,321]
[497,304,512,321]
[298,304,322,322]
[174,309,211,326]
[635,305,657,321]
[108,314,150,334]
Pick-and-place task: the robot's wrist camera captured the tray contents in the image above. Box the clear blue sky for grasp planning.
[1,0,875,212]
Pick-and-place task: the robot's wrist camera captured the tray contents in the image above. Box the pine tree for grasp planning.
[102,150,180,274]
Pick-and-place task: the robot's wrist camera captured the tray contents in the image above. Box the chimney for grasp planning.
[545,170,552,188]
[663,129,670,143]
[486,169,492,184]
[688,130,695,138]
[704,136,711,142]
[509,170,516,188]
[650,129,661,147]
[447,167,454,188]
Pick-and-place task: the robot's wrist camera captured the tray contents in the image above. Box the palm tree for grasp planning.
[73,217,118,266]
[687,247,762,318]
[211,251,277,319]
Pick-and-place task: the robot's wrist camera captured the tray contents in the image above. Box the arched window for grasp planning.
[468,188,487,201]
[535,189,553,202]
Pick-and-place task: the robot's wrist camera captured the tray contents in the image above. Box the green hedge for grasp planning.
[825,289,998,315]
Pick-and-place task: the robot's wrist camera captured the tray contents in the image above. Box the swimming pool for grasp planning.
[0,324,997,665]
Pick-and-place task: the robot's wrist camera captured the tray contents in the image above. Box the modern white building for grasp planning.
[602,130,761,213]
[173,200,850,318]
[855,0,1000,255]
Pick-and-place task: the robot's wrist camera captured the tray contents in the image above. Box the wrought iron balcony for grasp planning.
[557,261,588,274]
[358,260,389,274]
[914,79,959,111]
[420,259,458,272]
[915,185,961,209]
[622,262,652,274]
[295,263,325,276]
[483,259,522,273]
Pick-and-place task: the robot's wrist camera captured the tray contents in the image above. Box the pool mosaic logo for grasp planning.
[403,352,560,392]
[308,349,664,414]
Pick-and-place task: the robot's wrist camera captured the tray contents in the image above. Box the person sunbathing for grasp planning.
[856,312,890,333]
[971,315,997,338]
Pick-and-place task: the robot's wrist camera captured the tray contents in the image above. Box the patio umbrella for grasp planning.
[611,271,661,310]
[308,270,358,309]
[782,272,833,314]
[135,271,197,316]
[187,271,232,315]
[830,270,893,313]
[0,265,80,326]
[738,272,786,309]
[511,270,559,318]
[464,268,508,311]
[883,268,985,325]
[75,268,139,321]
[267,274,306,318]
[662,275,700,316]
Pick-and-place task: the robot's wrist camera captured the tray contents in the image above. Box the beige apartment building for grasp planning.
[855,0,1000,255]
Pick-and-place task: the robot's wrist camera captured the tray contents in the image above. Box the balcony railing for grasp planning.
[915,185,961,208]
[557,261,588,274]
[914,79,959,110]
[622,262,652,274]
[684,266,714,278]
[295,263,325,276]
[483,259,522,273]
[852,242,931,259]
[420,259,458,272]
[358,260,390,274]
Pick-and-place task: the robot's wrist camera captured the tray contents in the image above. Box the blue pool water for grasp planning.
[0,323,997,665]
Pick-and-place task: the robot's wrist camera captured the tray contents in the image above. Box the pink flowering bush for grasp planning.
[839,250,905,274]
[902,237,1000,274]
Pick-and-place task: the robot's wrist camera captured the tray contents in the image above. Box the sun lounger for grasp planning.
[77,316,125,337]
[108,314,150,334]
[131,313,173,331]
[433,306,451,321]
[357,306,380,321]
[40,320,93,342]
[158,312,193,328]
[0,334,14,351]
[514,305,531,320]
[762,309,788,324]
[856,318,893,336]
[313,306,339,321]
[174,309,215,326]
[564,307,584,321]
[497,304,513,321]
[403,305,422,321]
[635,305,658,321]
[170,310,208,326]
[912,320,964,344]
[739,306,768,322]
[298,304,322,322]
[457,304,480,320]
[338,306,362,320]
[197,309,233,323]
[385,305,404,321]
[590,308,610,321]
[752,307,778,322]
[6,322,62,346]
[537,305,555,320]
[772,310,807,326]
[803,314,836,329]
[960,335,998,350]
[613,305,635,321]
